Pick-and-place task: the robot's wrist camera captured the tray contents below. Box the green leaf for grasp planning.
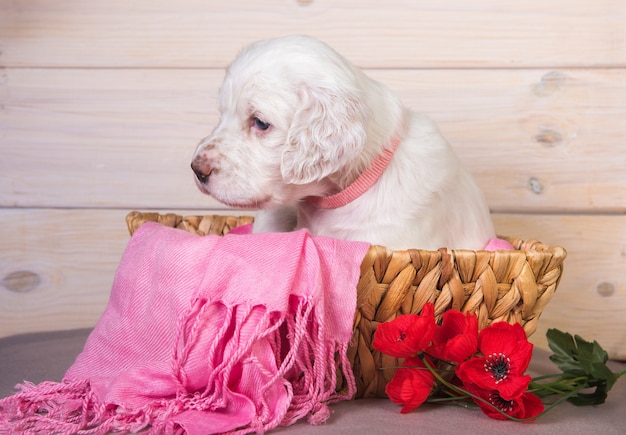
[566,380,608,406]
[546,329,585,375]
[546,329,576,357]
[590,363,617,391]
[574,335,607,364]
[572,335,617,391]
[545,328,620,406]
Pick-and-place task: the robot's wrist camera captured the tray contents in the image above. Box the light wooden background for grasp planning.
[1,1,625,358]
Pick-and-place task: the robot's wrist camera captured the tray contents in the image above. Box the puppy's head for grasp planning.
[191,35,369,209]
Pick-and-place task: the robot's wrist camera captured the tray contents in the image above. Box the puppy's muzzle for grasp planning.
[191,157,213,184]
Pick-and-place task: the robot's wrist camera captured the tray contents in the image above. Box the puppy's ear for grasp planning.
[281,84,367,184]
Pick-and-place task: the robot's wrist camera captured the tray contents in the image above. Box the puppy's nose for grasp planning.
[191,159,212,184]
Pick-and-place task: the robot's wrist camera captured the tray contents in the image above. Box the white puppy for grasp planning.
[191,35,495,250]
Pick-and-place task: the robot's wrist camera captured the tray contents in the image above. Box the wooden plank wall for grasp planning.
[1,1,625,358]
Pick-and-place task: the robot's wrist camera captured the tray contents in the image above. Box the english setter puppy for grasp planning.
[191,35,495,250]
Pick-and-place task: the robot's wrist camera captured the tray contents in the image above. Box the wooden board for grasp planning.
[0,209,130,336]
[1,0,625,364]
[2,68,625,212]
[0,208,238,337]
[1,209,625,359]
[1,1,624,68]
[493,214,626,359]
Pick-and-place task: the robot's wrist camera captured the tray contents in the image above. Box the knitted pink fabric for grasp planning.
[0,223,370,434]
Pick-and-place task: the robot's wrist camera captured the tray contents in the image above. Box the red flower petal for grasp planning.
[464,382,544,421]
[456,322,534,400]
[456,355,531,400]
[385,357,435,413]
[478,322,533,376]
[373,303,436,358]
[428,310,478,364]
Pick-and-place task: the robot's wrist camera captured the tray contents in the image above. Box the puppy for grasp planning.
[191,35,495,250]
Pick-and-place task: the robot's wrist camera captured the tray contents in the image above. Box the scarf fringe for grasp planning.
[0,379,110,435]
[0,296,356,434]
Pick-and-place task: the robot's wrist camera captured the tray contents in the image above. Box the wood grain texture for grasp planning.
[1,0,624,68]
[1,0,625,361]
[493,214,626,359]
[0,209,129,337]
[0,208,239,338]
[1,209,625,359]
[2,68,625,212]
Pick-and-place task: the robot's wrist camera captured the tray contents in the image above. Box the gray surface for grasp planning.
[2,329,625,435]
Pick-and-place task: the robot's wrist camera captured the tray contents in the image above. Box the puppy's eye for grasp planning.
[253,117,270,131]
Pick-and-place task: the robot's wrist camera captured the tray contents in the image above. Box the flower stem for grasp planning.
[528,375,589,397]
[421,357,530,422]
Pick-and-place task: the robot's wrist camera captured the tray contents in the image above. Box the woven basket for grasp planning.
[125,211,567,399]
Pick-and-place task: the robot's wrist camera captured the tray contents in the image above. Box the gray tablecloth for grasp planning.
[2,329,625,435]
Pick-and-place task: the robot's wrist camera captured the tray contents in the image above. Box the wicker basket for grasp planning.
[125,211,567,399]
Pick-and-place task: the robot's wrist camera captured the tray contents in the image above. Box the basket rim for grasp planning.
[125,210,567,260]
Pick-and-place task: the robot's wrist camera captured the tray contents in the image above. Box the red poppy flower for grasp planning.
[428,309,478,364]
[456,322,533,400]
[373,303,436,358]
[385,356,436,413]
[464,382,544,421]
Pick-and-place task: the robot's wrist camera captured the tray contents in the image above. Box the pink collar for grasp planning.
[305,128,403,209]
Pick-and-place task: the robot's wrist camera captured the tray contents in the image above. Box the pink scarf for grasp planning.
[0,223,370,434]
